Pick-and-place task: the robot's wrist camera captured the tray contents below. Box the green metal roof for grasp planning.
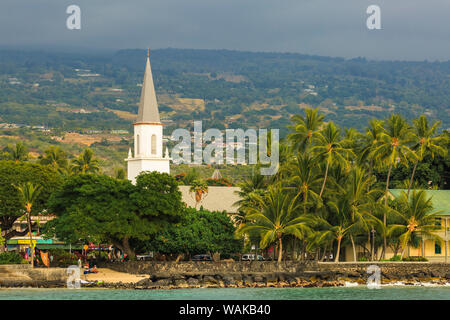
[389,189,450,216]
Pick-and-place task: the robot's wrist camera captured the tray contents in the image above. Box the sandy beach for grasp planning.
[82,268,148,284]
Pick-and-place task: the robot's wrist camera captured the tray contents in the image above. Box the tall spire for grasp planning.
[136,49,160,123]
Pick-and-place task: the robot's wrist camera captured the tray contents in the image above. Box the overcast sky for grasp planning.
[1,0,449,61]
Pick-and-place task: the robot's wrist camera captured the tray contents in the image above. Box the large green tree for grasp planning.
[146,208,242,258]
[388,190,442,258]
[70,148,100,174]
[371,114,417,258]
[0,161,61,242]
[407,116,447,195]
[237,184,314,262]
[39,146,69,174]
[14,182,42,267]
[44,171,184,258]
[311,122,354,198]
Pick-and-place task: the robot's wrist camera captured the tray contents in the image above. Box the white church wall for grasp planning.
[126,157,170,184]
[134,124,163,158]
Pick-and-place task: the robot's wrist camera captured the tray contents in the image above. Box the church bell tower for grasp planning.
[126,49,170,184]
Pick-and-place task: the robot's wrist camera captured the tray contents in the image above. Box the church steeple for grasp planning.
[126,49,170,184]
[136,49,160,123]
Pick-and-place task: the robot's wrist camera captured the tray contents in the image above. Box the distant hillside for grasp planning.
[0,48,449,136]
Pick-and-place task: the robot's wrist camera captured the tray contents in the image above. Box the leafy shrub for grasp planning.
[47,249,78,267]
[389,255,402,261]
[402,256,428,262]
[0,251,28,265]
[205,178,233,186]
[358,256,369,261]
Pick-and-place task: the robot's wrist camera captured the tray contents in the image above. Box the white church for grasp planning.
[124,50,240,215]
[125,50,170,184]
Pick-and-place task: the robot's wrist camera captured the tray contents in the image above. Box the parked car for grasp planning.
[192,254,212,261]
[136,254,152,261]
[241,254,265,261]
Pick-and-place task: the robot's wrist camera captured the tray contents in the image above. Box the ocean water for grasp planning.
[0,286,449,300]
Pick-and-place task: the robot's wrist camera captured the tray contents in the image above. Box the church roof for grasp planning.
[136,49,160,123]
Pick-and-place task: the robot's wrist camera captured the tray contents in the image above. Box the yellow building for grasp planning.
[344,189,449,262]
[388,189,449,262]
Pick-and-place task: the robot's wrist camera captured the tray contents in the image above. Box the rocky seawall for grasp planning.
[103,261,450,290]
[1,262,449,289]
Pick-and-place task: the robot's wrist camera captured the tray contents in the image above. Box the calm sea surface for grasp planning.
[0,286,449,300]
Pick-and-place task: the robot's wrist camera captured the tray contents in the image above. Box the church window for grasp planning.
[151,134,157,155]
[136,134,140,155]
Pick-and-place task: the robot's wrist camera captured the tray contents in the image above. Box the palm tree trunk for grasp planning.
[407,161,418,197]
[319,160,330,198]
[278,237,283,263]
[350,234,357,262]
[383,162,393,259]
[400,246,407,259]
[321,243,328,261]
[26,211,34,268]
[335,237,342,262]
[292,238,298,260]
[367,158,375,192]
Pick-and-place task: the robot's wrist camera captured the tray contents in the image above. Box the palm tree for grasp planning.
[311,122,355,198]
[183,168,200,185]
[371,114,417,258]
[283,153,322,213]
[40,146,68,172]
[407,116,447,196]
[288,107,324,152]
[318,198,356,262]
[14,182,42,268]
[359,119,384,192]
[388,190,442,258]
[237,184,314,262]
[189,180,209,209]
[114,168,126,180]
[359,120,383,166]
[70,148,100,174]
[342,167,382,261]
[234,168,268,215]
[342,128,364,161]
[5,142,28,162]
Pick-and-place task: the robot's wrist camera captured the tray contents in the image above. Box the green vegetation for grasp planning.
[14,182,42,267]
[0,161,61,242]
[44,172,184,258]
[2,48,448,176]
[46,249,78,267]
[0,105,448,262]
[0,251,28,265]
[144,208,242,259]
[0,48,448,137]
[236,110,448,261]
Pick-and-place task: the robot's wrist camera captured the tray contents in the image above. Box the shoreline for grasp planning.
[1,263,449,290]
[1,281,450,290]
[1,275,449,290]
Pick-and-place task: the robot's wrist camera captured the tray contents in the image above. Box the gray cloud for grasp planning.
[0,0,449,60]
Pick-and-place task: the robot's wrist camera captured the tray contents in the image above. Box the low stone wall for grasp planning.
[102,261,315,275]
[0,265,67,287]
[316,262,450,279]
[1,261,448,289]
[104,260,450,281]
[104,261,450,290]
